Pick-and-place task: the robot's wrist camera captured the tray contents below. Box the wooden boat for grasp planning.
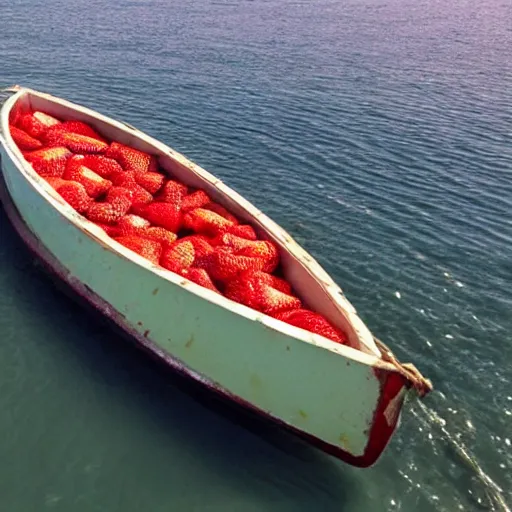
[0,85,432,468]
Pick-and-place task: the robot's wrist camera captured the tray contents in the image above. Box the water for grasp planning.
[1,0,511,510]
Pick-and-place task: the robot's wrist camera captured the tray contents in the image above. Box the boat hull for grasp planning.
[0,87,416,467]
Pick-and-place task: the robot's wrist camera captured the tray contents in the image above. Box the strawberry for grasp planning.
[138,227,177,247]
[178,235,214,265]
[94,223,121,237]
[110,170,136,186]
[156,180,188,205]
[105,142,158,174]
[204,247,267,281]
[203,202,239,224]
[227,224,257,240]
[114,235,162,265]
[225,272,300,315]
[110,171,153,205]
[181,190,211,212]
[255,284,301,315]
[160,240,195,273]
[54,181,92,214]
[181,268,219,293]
[183,208,235,237]
[19,111,60,139]
[72,155,123,179]
[247,271,292,294]
[64,156,112,198]
[212,233,279,273]
[24,147,72,178]
[272,309,348,345]
[134,171,165,194]
[106,186,135,204]
[134,202,181,233]
[44,120,105,141]
[9,125,43,151]
[44,177,68,190]
[224,273,259,309]
[86,196,131,224]
[238,241,279,273]
[117,214,151,235]
[46,131,109,154]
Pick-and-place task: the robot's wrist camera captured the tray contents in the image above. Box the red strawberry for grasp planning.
[204,201,239,224]
[182,268,219,293]
[46,131,109,154]
[225,272,300,315]
[227,224,257,240]
[134,171,165,194]
[255,284,301,315]
[110,171,153,205]
[134,202,181,233]
[106,186,135,204]
[54,181,92,214]
[94,223,121,237]
[183,208,235,236]
[247,271,292,294]
[138,227,178,247]
[9,125,43,151]
[204,247,267,281]
[272,309,348,345]
[224,273,259,309]
[160,240,195,273]
[73,155,123,179]
[178,235,214,265]
[157,180,188,205]
[105,142,158,174]
[239,241,279,273]
[44,120,105,141]
[212,233,279,273]
[181,190,211,212]
[114,235,162,265]
[86,196,131,224]
[44,177,68,189]
[117,214,151,234]
[19,111,60,139]
[64,157,112,198]
[24,147,72,178]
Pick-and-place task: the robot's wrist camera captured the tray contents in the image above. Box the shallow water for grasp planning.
[1,0,511,510]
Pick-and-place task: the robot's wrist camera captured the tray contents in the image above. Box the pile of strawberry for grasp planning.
[9,107,349,346]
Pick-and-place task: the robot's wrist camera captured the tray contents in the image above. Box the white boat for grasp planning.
[0,85,432,467]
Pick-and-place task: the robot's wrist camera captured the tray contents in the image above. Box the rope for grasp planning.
[374,337,433,398]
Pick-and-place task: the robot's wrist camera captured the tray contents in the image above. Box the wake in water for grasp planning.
[412,401,510,512]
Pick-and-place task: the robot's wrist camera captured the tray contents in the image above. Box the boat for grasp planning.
[0,85,432,468]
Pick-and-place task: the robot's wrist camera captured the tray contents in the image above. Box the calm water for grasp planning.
[1,0,511,510]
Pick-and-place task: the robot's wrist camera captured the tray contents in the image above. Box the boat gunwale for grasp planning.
[1,86,399,368]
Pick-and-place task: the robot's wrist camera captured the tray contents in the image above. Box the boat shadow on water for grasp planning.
[0,204,363,511]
